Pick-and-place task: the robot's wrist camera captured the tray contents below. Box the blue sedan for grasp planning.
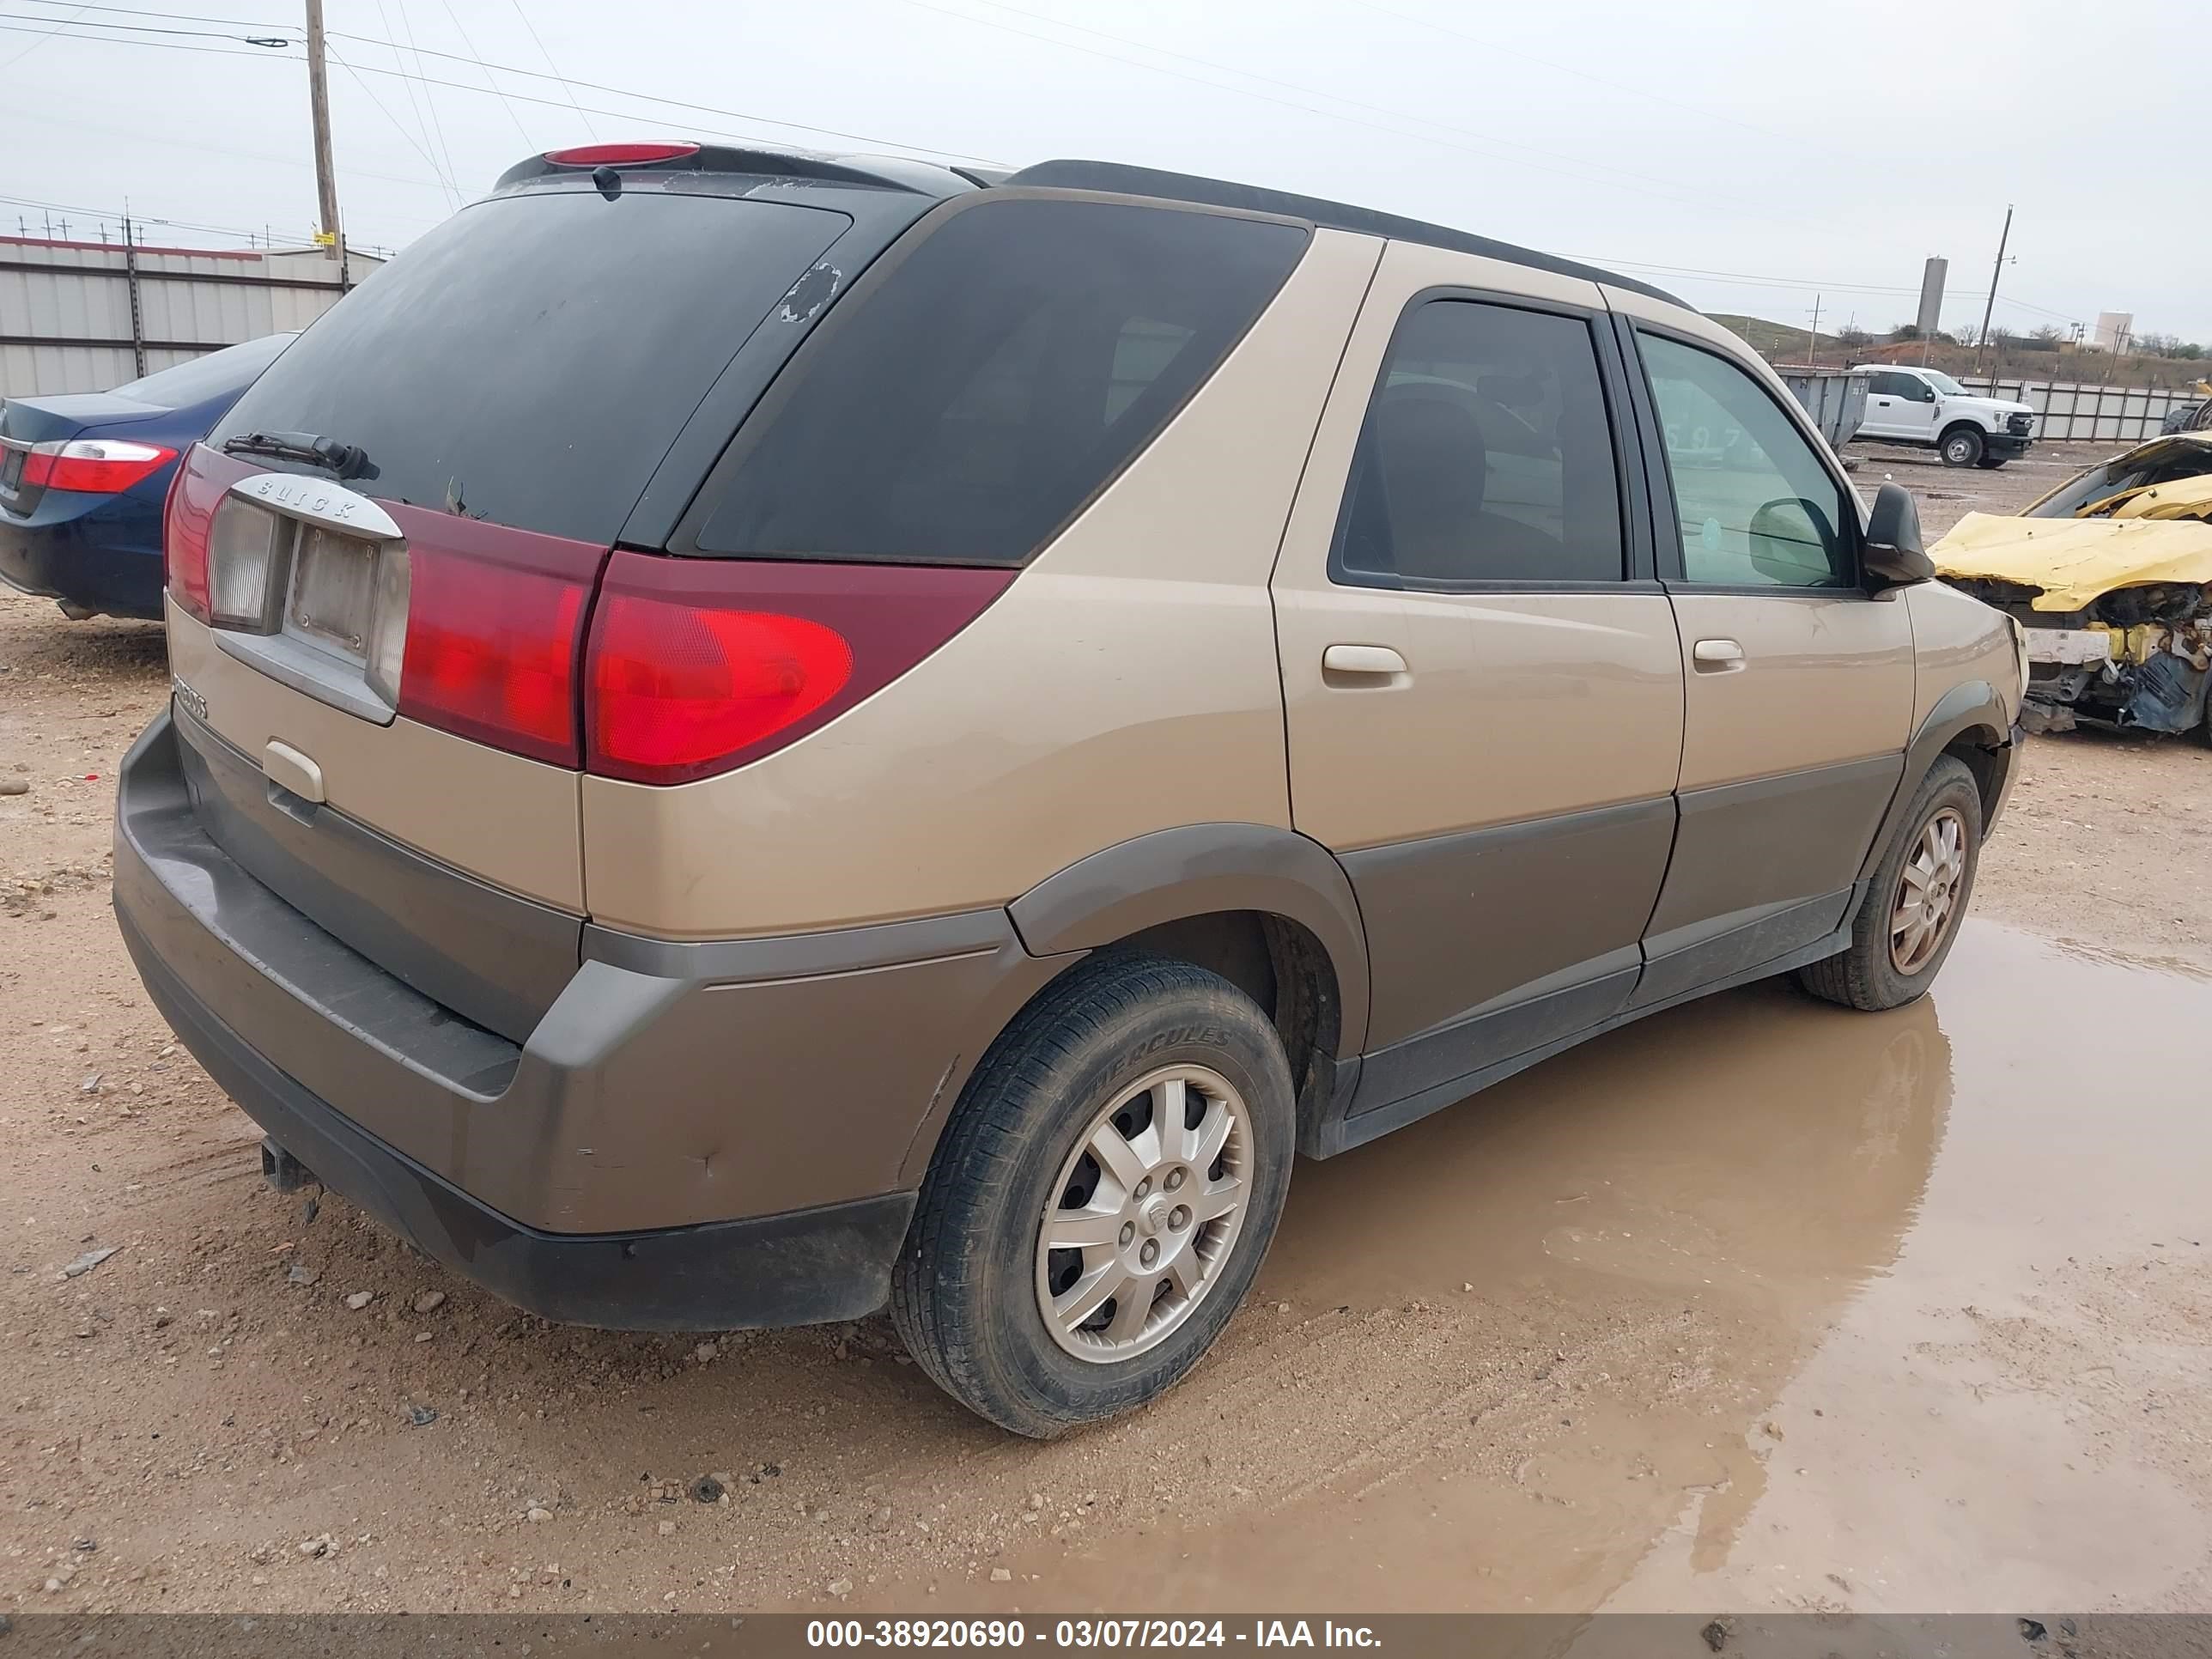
[0,333,295,621]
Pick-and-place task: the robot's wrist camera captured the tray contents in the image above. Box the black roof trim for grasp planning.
[1000,160,1685,308]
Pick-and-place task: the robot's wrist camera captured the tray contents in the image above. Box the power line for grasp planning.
[15,0,1004,164]
[315,21,1005,164]
[0,17,265,52]
[324,40,460,194]
[17,0,286,24]
[0,0,88,66]
[1349,0,1826,157]
[504,0,596,141]
[435,0,535,149]
[943,0,1750,212]
[371,0,457,206]
[10,101,447,193]
[392,0,462,209]
[0,188,398,253]
[896,0,1741,213]
[0,8,277,40]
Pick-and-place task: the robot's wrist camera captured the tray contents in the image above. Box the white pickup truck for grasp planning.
[1851,364,2037,469]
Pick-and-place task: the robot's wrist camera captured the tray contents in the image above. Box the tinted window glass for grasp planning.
[1640,332,1854,589]
[2026,447,2212,519]
[1334,300,1624,586]
[695,198,1308,565]
[112,332,294,409]
[212,191,850,544]
[1869,371,1908,398]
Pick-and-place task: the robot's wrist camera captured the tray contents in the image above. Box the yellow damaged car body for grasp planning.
[1933,433,2212,738]
[1936,512,2212,613]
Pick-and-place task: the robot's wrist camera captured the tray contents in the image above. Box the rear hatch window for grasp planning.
[210,189,853,544]
[686,197,1310,566]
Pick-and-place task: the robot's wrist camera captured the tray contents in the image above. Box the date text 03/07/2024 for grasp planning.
[805,1620,1384,1649]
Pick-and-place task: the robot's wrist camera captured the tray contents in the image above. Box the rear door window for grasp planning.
[210,191,852,546]
[1332,298,1627,586]
[688,197,1309,566]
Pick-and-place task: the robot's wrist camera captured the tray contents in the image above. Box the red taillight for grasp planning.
[397,537,602,768]
[163,447,216,622]
[26,438,176,494]
[583,554,1015,786]
[543,142,700,167]
[588,599,852,784]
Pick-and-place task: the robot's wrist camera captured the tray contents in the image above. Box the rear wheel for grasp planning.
[1940,426,1985,467]
[890,953,1296,1437]
[1797,756,1982,1011]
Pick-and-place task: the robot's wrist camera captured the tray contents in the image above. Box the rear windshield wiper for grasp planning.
[220,430,368,478]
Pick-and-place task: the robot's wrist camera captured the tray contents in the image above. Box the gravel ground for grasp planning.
[2,437,2206,1614]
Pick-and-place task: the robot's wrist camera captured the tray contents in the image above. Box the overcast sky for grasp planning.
[7,0,2204,345]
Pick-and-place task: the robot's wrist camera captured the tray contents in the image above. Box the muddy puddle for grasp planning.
[862,921,2212,1613]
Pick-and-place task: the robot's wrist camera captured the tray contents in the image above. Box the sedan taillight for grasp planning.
[25,438,176,494]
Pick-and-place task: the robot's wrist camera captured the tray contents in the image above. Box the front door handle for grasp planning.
[1692,637,1745,670]
[1322,643,1408,678]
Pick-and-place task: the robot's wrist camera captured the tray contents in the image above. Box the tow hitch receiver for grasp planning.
[261,1137,319,1194]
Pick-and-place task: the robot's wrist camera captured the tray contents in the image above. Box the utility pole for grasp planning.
[122,216,146,377]
[1804,294,1822,368]
[305,0,344,283]
[1972,204,2013,381]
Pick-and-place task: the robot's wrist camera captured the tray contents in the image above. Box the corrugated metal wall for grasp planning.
[0,236,383,398]
[1958,376,2200,445]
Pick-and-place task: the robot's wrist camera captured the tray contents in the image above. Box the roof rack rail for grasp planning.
[1000,160,1684,308]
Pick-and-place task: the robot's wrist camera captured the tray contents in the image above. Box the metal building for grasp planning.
[0,235,382,398]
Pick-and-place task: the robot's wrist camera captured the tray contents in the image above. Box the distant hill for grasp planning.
[1707,313,1850,359]
[1706,312,2208,386]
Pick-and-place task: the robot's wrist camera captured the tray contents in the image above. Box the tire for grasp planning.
[1939,426,1985,467]
[890,952,1297,1437]
[1797,755,1982,1012]
[1975,455,2008,470]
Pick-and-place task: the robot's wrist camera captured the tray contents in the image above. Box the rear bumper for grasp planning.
[0,498,165,619]
[122,910,916,1329]
[112,708,1067,1328]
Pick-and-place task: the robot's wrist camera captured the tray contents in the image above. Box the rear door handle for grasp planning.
[1322,644,1408,678]
[1692,637,1745,670]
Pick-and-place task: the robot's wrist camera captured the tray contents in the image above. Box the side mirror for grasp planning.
[1863,482,1936,588]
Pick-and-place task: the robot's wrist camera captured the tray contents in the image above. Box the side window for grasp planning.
[1334,299,1625,586]
[694,199,1309,566]
[1869,371,1907,398]
[1638,331,1855,590]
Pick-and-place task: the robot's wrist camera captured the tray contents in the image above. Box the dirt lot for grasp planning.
[3,439,2208,1616]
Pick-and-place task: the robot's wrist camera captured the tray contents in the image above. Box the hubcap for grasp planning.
[1890,806,1968,974]
[1034,1064,1251,1364]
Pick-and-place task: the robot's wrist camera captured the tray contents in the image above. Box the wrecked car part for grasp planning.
[2022,433,2212,524]
[2119,652,2209,734]
[1936,513,2212,613]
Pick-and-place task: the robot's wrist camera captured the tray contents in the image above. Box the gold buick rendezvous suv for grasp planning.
[114,147,2026,1434]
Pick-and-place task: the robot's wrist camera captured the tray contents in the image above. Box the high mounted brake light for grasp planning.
[542,142,700,167]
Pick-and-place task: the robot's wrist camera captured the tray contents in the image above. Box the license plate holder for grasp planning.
[283,526,380,663]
